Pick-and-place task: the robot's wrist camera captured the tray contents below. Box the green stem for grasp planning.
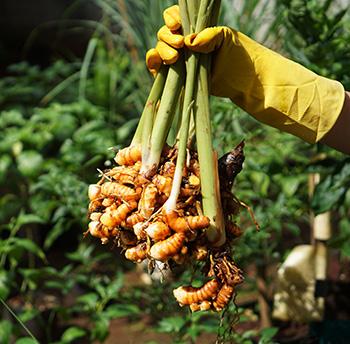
[178,0,191,35]
[141,58,185,176]
[188,112,196,148]
[131,66,168,146]
[0,216,23,267]
[195,55,225,245]
[79,37,98,101]
[195,0,215,31]
[186,0,200,32]
[209,0,221,26]
[165,0,213,211]
[167,90,184,146]
[194,0,226,243]
[184,0,224,245]
[164,99,194,212]
[165,51,197,207]
[0,297,39,343]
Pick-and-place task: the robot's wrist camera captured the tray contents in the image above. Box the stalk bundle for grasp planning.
[86,0,251,312]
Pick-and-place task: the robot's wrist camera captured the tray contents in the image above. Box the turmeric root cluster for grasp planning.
[173,253,243,312]
[88,145,212,264]
[87,142,246,312]
[170,142,247,312]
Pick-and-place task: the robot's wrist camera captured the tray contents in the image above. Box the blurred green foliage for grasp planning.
[277,0,350,254]
[0,61,78,110]
[279,0,350,87]
[1,0,349,343]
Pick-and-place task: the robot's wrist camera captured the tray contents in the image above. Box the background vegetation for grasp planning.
[0,0,349,343]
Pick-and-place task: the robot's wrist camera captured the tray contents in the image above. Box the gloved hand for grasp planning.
[146,5,345,144]
[146,6,184,75]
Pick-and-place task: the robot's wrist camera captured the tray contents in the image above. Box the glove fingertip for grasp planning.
[163,5,181,31]
[184,33,203,52]
[185,28,224,53]
[146,48,162,73]
[164,17,181,31]
[163,53,179,65]
[184,33,197,45]
[156,41,179,65]
[157,25,184,48]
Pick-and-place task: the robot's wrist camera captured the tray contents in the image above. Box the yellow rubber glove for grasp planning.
[146,6,345,143]
[146,5,184,75]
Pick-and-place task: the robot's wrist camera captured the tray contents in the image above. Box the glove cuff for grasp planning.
[210,29,346,144]
[246,75,345,144]
[312,77,345,143]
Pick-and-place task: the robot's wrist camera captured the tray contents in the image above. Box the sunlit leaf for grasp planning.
[16,151,43,178]
[19,308,40,323]
[105,304,140,318]
[91,314,110,342]
[0,238,46,262]
[77,293,99,309]
[16,213,45,227]
[259,327,278,343]
[0,320,12,343]
[0,271,10,299]
[61,326,86,343]
[312,159,350,214]
[157,316,186,333]
[15,338,38,344]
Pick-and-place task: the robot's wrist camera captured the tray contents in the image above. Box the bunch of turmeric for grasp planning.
[87,141,248,312]
[86,0,254,313]
[88,145,210,264]
[173,253,243,312]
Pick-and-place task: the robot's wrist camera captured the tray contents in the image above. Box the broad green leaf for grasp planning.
[0,320,12,344]
[187,325,201,341]
[311,159,350,212]
[91,314,109,342]
[312,174,350,214]
[7,238,46,261]
[44,280,66,290]
[50,114,77,140]
[104,272,124,298]
[61,326,86,343]
[249,171,270,196]
[259,327,278,344]
[339,242,350,258]
[157,316,186,333]
[280,175,301,197]
[18,268,44,290]
[77,293,99,309]
[0,271,10,299]
[16,213,44,227]
[242,330,258,339]
[16,151,43,178]
[15,338,39,344]
[95,282,107,300]
[65,243,94,262]
[105,304,140,318]
[19,308,39,323]
[0,110,24,128]
[51,206,68,223]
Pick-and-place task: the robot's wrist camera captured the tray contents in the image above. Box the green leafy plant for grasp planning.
[277,0,350,259]
[2,0,348,343]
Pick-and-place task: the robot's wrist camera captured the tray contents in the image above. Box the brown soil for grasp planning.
[104,318,173,344]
